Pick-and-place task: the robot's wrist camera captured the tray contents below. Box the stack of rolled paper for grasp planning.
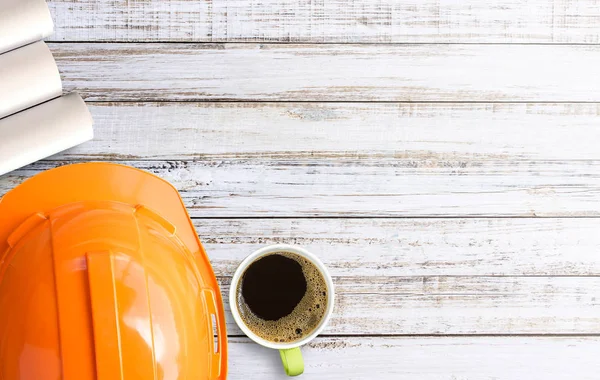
[0,0,94,176]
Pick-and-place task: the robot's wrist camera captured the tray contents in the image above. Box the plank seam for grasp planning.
[76,100,600,105]
[227,333,600,338]
[46,41,600,46]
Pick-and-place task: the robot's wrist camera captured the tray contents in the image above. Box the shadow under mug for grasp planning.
[229,244,335,376]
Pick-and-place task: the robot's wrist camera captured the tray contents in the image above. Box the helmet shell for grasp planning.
[0,163,227,380]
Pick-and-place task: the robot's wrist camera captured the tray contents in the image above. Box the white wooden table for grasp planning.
[2,1,600,378]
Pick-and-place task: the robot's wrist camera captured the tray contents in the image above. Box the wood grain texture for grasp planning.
[202,217,600,334]
[51,43,600,102]
[36,1,600,376]
[228,336,599,379]
[47,0,600,43]
[196,218,600,277]
[222,275,600,335]
[3,159,600,217]
[48,102,600,160]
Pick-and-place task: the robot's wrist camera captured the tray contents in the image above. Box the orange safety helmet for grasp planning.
[0,163,227,379]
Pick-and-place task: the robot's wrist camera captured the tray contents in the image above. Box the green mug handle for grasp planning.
[279,347,304,376]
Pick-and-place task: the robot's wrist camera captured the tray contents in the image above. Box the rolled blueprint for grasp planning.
[0,0,54,54]
[0,93,94,176]
[0,41,62,119]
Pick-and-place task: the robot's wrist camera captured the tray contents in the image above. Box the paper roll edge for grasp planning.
[0,92,94,176]
[0,0,55,55]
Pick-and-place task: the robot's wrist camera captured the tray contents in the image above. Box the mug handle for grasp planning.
[279,348,304,376]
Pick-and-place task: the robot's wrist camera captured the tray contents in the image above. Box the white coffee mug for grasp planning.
[229,244,335,376]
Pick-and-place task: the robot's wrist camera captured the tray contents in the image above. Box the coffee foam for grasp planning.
[237,251,329,344]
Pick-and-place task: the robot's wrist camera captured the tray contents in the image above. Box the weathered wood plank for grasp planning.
[3,159,600,217]
[47,0,600,44]
[196,218,600,277]
[204,218,600,334]
[51,43,600,102]
[229,336,599,379]
[49,102,600,160]
[202,219,600,335]
[219,276,600,335]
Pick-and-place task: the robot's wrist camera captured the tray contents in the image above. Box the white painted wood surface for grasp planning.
[218,276,600,335]
[3,102,597,217]
[227,337,600,379]
[52,43,600,101]
[47,0,600,43]
[196,218,600,277]
[5,159,600,217]
[1,1,599,378]
[207,218,600,335]
[37,102,600,160]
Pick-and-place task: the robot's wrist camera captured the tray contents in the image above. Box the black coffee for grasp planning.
[242,254,307,320]
[237,252,328,343]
